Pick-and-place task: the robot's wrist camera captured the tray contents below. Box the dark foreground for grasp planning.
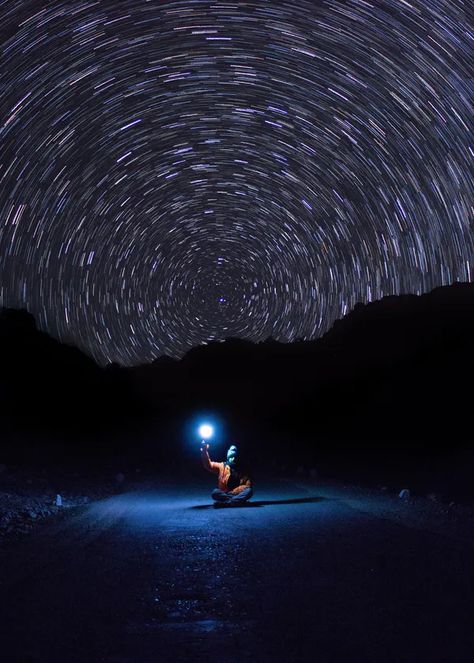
[0,477,473,663]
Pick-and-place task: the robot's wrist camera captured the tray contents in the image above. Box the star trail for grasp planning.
[0,0,472,365]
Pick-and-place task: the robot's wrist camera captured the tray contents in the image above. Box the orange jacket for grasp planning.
[200,448,252,494]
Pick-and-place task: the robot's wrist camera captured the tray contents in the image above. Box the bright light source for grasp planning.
[199,424,214,440]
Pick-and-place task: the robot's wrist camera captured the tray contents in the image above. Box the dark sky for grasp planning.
[0,0,471,365]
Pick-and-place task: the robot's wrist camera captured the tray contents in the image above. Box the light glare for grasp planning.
[199,424,214,439]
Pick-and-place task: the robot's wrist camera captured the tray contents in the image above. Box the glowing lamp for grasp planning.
[198,424,214,440]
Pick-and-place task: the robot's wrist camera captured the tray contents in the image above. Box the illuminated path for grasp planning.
[0,478,473,662]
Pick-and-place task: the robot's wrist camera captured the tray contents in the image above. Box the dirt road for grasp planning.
[0,477,472,662]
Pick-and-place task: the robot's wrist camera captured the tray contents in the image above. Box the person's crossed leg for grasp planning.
[212,487,253,507]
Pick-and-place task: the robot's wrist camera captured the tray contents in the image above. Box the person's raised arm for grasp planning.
[200,442,220,474]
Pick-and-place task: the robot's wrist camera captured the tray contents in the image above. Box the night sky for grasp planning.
[0,0,471,365]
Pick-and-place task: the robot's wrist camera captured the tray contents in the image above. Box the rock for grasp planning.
[55,494,63,507]
[399,488,411,500]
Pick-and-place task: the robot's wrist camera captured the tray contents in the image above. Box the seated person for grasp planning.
[200,442,253,507]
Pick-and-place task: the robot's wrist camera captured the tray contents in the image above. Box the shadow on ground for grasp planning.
[190,496,326,509]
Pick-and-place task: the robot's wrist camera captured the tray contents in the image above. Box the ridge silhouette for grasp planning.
[1,282,473,496]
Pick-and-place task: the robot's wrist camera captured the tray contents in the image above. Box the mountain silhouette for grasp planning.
[0,308,136,447]
[1,283,473,481]
[131,282,474,466]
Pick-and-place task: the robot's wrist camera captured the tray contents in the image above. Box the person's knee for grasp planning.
[212,489,230,502]
[233,488,253,501]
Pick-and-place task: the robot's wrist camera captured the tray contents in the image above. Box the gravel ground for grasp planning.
[0,476,473,662]
[0,464,117,540]
[292,476,474,547]
[1,463,473,545]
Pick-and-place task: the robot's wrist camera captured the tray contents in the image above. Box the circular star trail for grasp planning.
[0,0,472,365]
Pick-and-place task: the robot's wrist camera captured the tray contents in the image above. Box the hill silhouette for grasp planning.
[1,283,473,493]
[131,282,474,493]
[0,308,138,461]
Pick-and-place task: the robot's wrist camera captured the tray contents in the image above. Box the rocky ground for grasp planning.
[0,476,473,662]
[1,460,473,546]
[0,463,123,541]
[294,476,474,546]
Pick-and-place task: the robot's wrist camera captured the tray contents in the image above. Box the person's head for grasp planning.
[226,445,238,466]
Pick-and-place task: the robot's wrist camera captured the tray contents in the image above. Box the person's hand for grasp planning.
[200,441,209,451]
